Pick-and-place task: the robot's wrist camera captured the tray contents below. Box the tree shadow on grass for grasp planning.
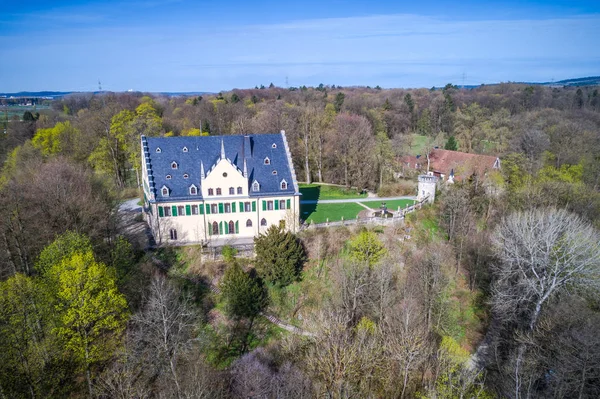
[299,185,320,223]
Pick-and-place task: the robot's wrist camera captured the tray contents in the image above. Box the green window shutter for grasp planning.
[158,206,164,217]
[239,202,244,212]
[232,202,236,213]
[224,221,229,234]
[172,206,178,216]
[185,205,191,215]
[287,199,291,209]
[252,201,256,212]
[199,203,204,214]
[206,204,210,214]
[235,221,239,234]
[218,203,224,214]
[262,200,266,211]
[275,200,279,210]
[219,221,223,235]
[208,222,211,235]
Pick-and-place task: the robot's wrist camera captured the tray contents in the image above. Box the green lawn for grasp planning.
[301,202,365,224]
[299,183,367,201]
[360,199,416,210]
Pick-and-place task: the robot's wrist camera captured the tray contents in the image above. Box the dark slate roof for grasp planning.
[143,133,298,202]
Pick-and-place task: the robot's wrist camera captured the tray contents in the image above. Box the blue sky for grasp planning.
[1,0,598,92]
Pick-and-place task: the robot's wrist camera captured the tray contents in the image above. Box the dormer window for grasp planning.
[156,147,162,153]
[161,186,169,197]
[183,173,189,179]
[189,185,198,195]
[272,143,277,149]
[272,170,277,175]
[171,162,178,170]
[252,181,260,192]
[166,174,172,180]
[264,157,270,165]
[182,146,188,153]
[280,180,288,190]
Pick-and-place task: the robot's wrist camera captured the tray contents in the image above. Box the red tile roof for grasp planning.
[400,149,499,181]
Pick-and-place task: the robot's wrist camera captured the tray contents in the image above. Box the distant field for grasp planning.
[300,202,365,224]
[0,105,50,121]
[299,183,367,201]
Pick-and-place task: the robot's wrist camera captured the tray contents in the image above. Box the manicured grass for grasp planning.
[360,199,416,210]
[301,202,365,224]
[299,183,367,201]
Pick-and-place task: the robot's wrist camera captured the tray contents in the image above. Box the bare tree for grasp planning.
[491,208,600,399]
[131,274,199,399]
[492,208,600,331]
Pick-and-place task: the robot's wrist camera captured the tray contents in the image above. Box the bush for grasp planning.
[377,180,416,197]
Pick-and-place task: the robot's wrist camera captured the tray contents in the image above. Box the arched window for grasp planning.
[228,221,235,235]
[216,188,222,195]
[237,186,242,194]
[171,161,178,170]
[229,187,234,195]
[264,157,270,165]
[208,188,214,196]
[261,218,267,226]
[246,219,252,227]
[212,222,218,235]
[280,180,287,190]
[189,185,197,195]
[252,181,260,192]
[169,229,177,240]
[161,186,169,197]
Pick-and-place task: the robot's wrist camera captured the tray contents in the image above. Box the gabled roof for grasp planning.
[400,149,499,181]
[143,133,298,201]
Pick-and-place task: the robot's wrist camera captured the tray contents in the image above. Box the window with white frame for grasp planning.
[280,180,287,190]
[252,181,260,192]
[264,157,270,165]
[164,206,171,216]
[224,203,231,213]
[191,205,199,215]
[267,201,274,210]
[189,185,197,195]
[161,186,169,197]
[279,200,286,210]
[156,147,161,153]
[244,202,251,212]
[171,161,178,169]
[211,204,218,213]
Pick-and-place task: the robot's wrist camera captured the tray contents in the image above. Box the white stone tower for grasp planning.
[417,174,438,203]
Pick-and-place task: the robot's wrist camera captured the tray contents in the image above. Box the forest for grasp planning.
[0,82,599,398]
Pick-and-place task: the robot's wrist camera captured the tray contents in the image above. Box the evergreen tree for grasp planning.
[220,263,267,320]
[254,225,306,287]
[445,136,458,151]
[334,92,346,112]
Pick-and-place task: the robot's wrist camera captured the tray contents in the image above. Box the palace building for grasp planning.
[141,131,300,245]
